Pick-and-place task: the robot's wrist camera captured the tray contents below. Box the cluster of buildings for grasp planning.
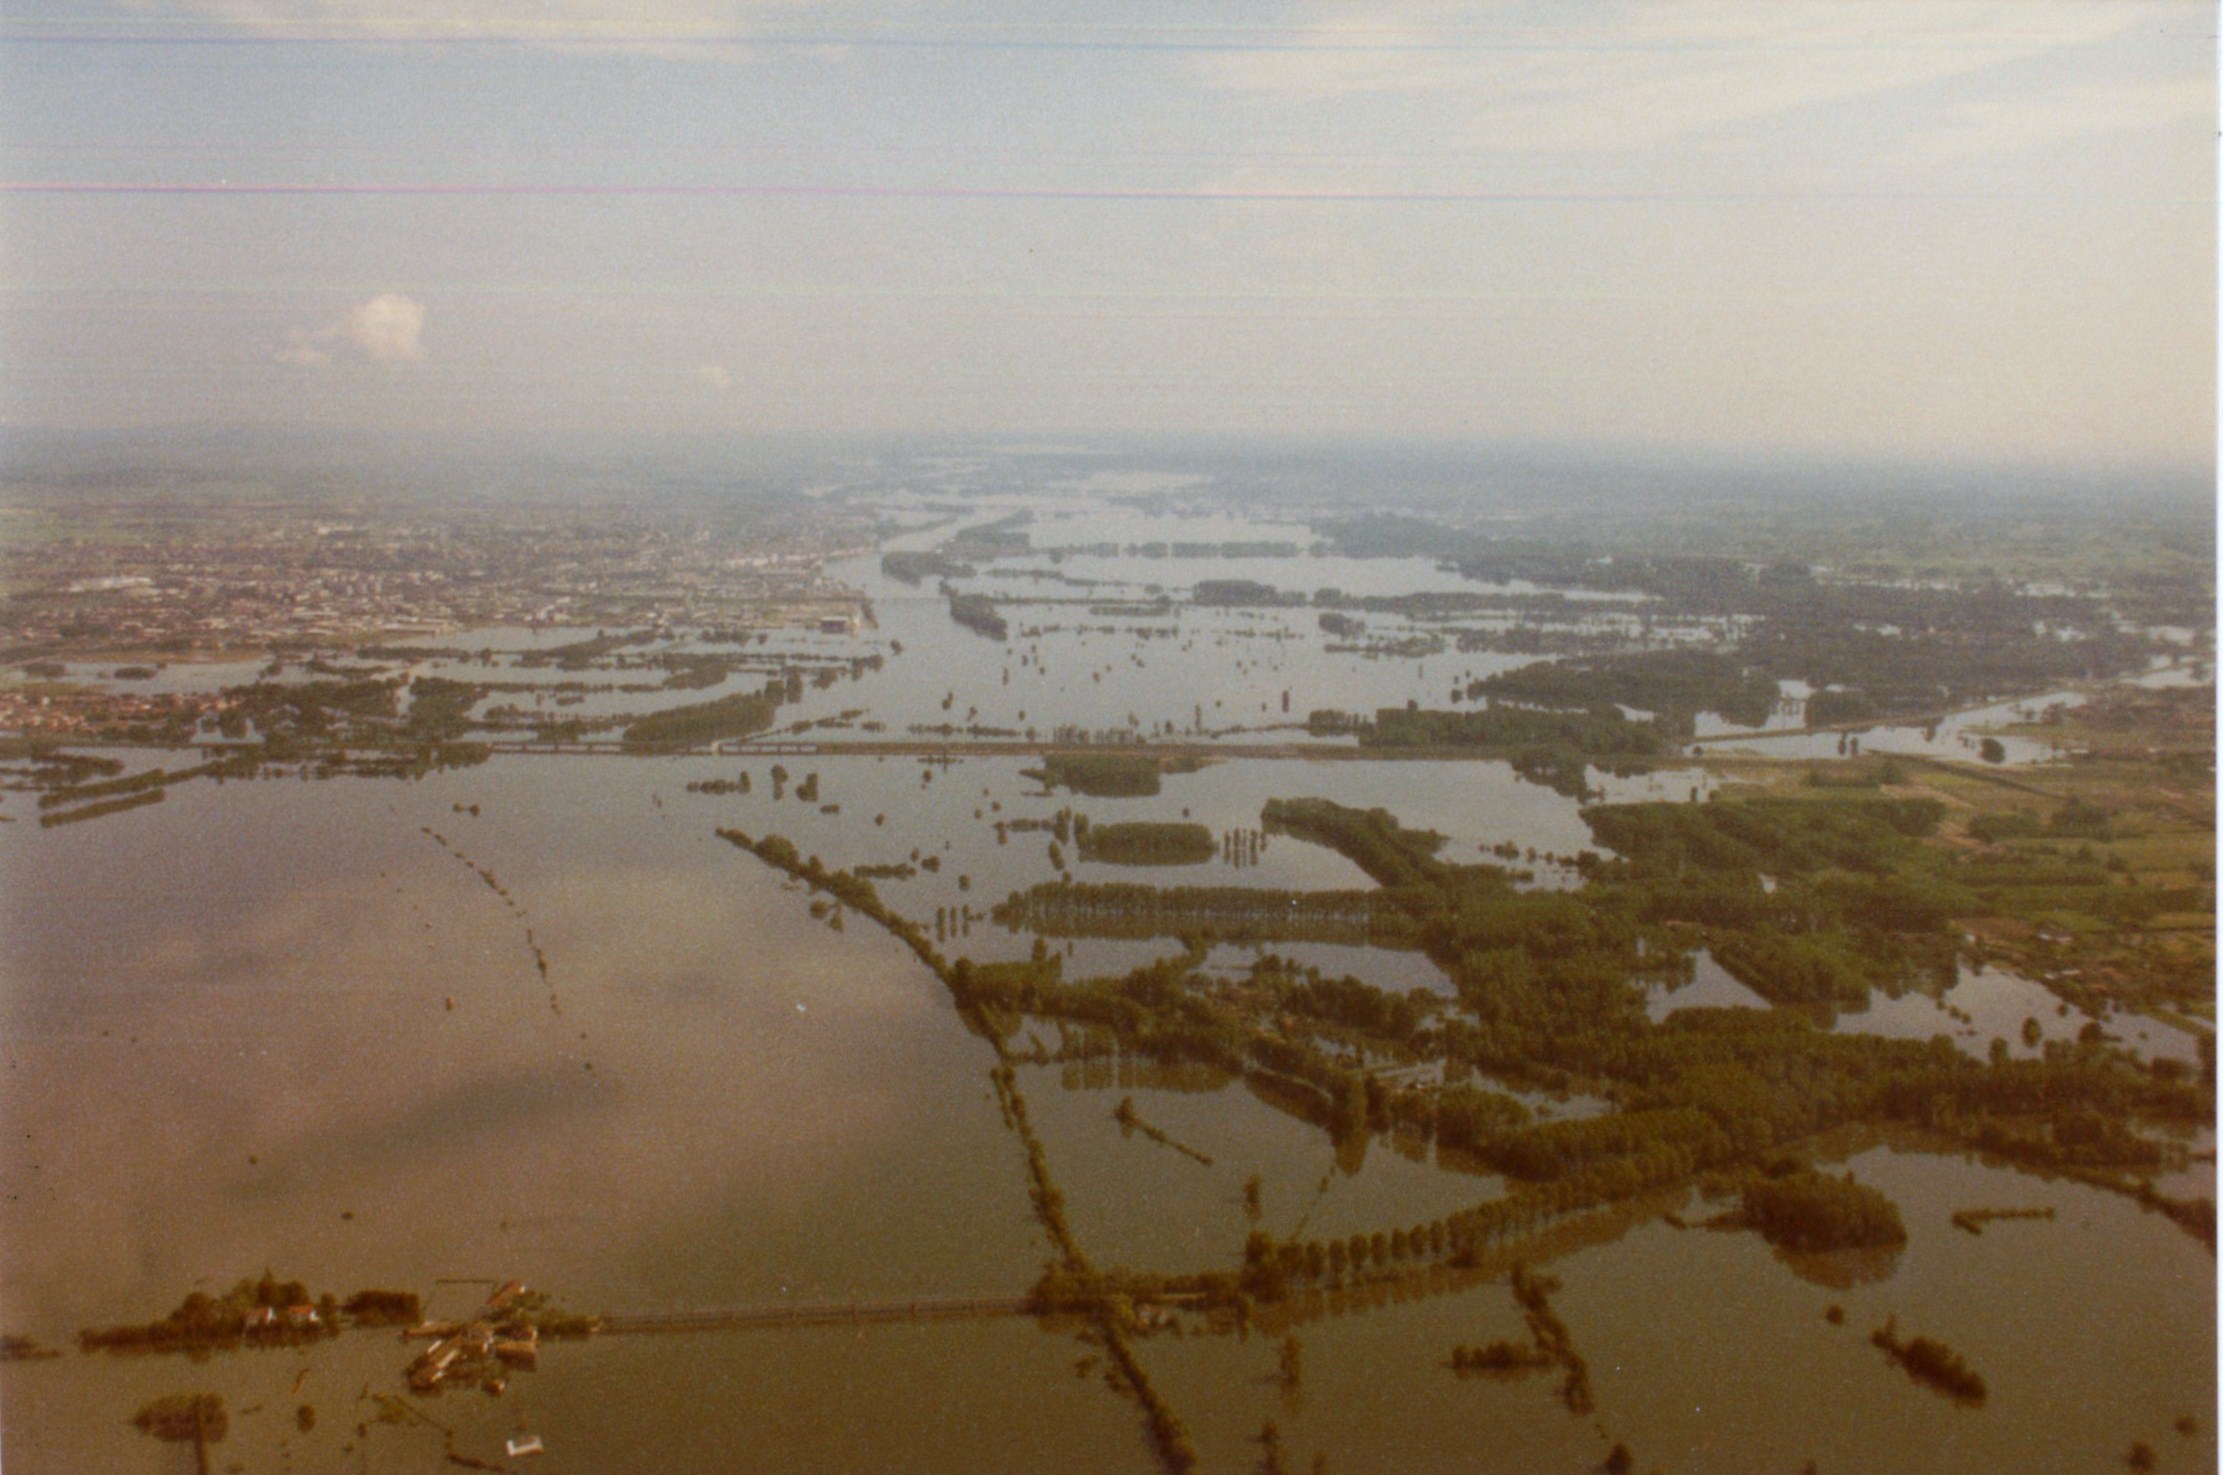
[240,1302,324,1335]
[0,684,219,740]
[4,498,876,664]
[404,1281,547,1396]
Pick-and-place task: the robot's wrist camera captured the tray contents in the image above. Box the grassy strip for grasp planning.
[1871,1318,1986,1405]
[38,760,220,809]
[1113,1096,1214,1166]
[40,789,164,827]
[1950,1205,2055,1235]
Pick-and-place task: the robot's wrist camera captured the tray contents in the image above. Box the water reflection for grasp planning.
[1772,1241,1905,1291]
[1832,964,2202,1065]
[1643,950,1768,1022]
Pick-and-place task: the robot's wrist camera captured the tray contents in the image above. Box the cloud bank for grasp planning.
[1197,1,2176,154]
[134,0,809,43]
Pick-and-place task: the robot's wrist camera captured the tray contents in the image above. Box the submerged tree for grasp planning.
[132,1393,227,1444]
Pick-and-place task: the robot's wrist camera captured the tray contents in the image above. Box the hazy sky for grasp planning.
[1,2,2213,471]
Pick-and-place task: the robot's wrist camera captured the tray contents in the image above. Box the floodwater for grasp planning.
[1135,1144,2211,1475]
[1834,964,2206,1066]
[2,494,2211,1473]
[0,761,1083,1471]
[1692,689,2088,765]
[7,754,2208,1472]
[1644,949,1771,1022]
[1647,956,2206,1067]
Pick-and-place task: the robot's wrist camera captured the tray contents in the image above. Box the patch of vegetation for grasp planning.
[947,591,1008,640]
[1079,821,1215,866]
[619,681,783,751]
[39,787,165,827]
[1950,1205,2054,1235]
[1449,1340,1553,1374]
[1364,703,1671,759]
[991,880,1410,947]
[76,1273,419,1352]
[339,1289,422,1325]
[1113,1095,1213,1165]
[1509,1266,1595,1414]
[132,1393,227,1443]
[517,629,652,670]
[1473,650,1780,734]
[1191,579,1304,607]
[1029,752,1164,797]
[1807,689,1879,727]
[1304,704,1672,795]
[1263,797,1449,887]
[986,789,2208,1271]
[881,551,975,585]
[1871,1318,1986,1404]
[1736,1169,1908,1253]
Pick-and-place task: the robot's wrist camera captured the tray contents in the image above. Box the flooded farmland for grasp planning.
[8,0,2215,1459]
[2,480,2211,1475]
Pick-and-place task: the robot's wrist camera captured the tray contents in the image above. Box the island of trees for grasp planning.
[1078,822,1216,866]
[1871,1318,1988,1404]
[1733,1168,1908,1253]
[78,1275,422,1353]
[1306,704,1670,795]
[619,681,784,751]
[1027,752,1168,797]
[946,591,1009,641]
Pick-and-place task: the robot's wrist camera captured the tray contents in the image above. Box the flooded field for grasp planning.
[8,755,2211,1473]
[2,488,2211,1475]
[9,0,2216,1455]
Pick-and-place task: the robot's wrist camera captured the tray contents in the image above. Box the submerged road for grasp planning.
[597,1296,1036,1333]
[478,737,1593,763]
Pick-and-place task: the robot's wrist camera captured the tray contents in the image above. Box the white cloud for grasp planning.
[698,363,734,389]
[1198,2,2169,153]
[274,293,427,368]
[345,293,427,361]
